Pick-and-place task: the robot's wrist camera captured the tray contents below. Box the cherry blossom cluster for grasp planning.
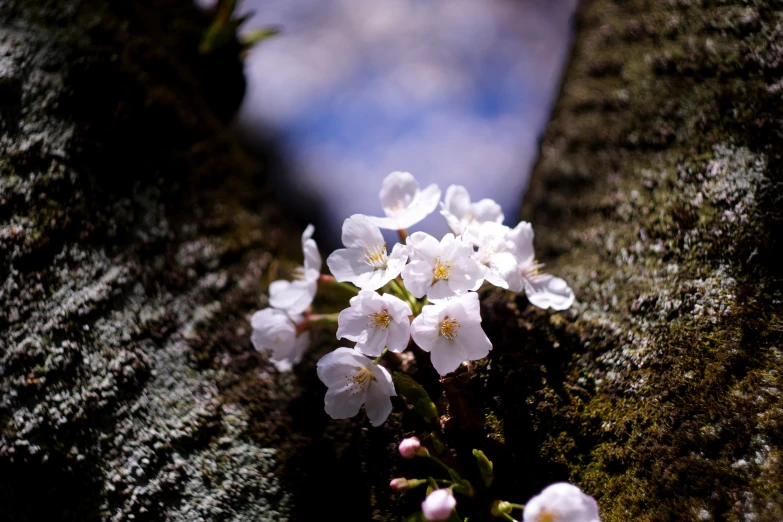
[250,171,574,427]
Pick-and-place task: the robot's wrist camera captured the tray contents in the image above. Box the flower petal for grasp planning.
[454,324,492,361]
[443,185,471,220]
[395,183,442,229]
[508,221,535,264]
[429,336,470,376]
[269,279,315,315]
[316,347,372,387]
[324,384,365,420]
[326,248,374,286]
[379,171,419,212]
[382,293,413,322]
[401,259,434,299]
[364,381,394,427]
[270,331,310,371]
[471,198,504,224]
[525,274,575,311]
[368,360,396,397]
[406,231,441,261]
[302,226,322,274]
[336,303,367,342]
[410,309,442,353]
[385,319,411,353]
[341,214,384,249]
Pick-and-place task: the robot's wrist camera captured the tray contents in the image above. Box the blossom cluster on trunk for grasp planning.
[249,171,574,425]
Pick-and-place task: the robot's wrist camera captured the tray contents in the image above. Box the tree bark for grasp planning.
[493,1,782,521]
[0,1,299,520]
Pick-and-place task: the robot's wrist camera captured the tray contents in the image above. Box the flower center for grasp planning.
[388,197,412,217]
[346,367,374,395]
[362,242,388,269]
[522,259,543,279]
[536,510,557,522]
[366,310,392,330]
[438,317,461,340]
[433,256,453,281]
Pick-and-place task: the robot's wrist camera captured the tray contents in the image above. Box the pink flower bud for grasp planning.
[390,478,407,491]
[422,489,456,521]
[398,436,421,459]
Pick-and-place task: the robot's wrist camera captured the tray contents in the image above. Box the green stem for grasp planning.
[318,274,359,295]
[502,513,518,522]
[426,453,460,479]
[390,277,418,312]
[373,348,388,364]
[507,503,525,511]
[306,313,339,324]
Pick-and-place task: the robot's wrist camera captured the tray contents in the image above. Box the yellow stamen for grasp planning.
[346,367,374,395]
[362,242,388,269]
[433,256,453,281]
[366,310,392,330]
[538,510,556,522]
[523,259,544,279]
[439,317,461,340]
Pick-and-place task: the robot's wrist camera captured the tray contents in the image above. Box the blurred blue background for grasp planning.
[197,0,577,243]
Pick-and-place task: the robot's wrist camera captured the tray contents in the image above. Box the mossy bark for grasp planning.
[483,1,782,521]
[0,1,299,520]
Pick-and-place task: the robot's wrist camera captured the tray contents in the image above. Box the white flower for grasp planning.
[421,489,457,521]
[368,171,441,230]
[401,232,486,300]
[467,221,520,290]
[316,347,397,427]
[440,184,505,236]
[269,224,322,315]
[506,222,575,311]
[523,483,601,522]
[250,308,309,372]
[336,290,412,356]
[326,214,409,290]
[410,292,492,376]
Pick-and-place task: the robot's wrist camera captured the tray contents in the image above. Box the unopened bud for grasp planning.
[422,488,457,521]
[398,436,422,459]
[390,477,426,492]
[491,500,513,517]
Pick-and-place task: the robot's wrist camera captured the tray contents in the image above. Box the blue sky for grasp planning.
[198,0,576,241]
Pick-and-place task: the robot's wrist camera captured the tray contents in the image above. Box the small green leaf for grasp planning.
[472,449,494,487]
[393,372,439,422]
[430,431,445,454]
[404,512,426,522]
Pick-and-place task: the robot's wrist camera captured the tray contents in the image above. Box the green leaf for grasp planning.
[393,372,439,423]
[472,449,494,488]
[404,512,426,522]
[430,431,445,454]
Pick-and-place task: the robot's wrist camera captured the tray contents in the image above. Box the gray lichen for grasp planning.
[0,0,295,520]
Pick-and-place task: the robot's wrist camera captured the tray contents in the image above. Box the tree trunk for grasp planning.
[0,1,299,520]
[498,0,782,520]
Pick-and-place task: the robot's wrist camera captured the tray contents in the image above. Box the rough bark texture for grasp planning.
[491,0,782,520]
[0,1,299,520]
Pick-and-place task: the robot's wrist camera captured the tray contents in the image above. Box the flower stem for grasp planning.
[397,228,408,242]
[318,274,359,294]
[305,312,339,324]
[506,503,525,511]
[373,348,388,364]
[390,277,419,312]
[501,513,518,522]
